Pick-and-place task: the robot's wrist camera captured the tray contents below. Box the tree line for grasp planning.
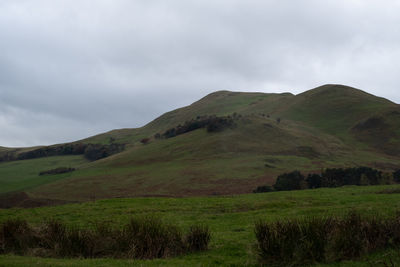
[0,143,125,162]
[254,167,400,193]
[159,115,237,139]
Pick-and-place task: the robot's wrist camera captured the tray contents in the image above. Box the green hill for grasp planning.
[1,84,400,202]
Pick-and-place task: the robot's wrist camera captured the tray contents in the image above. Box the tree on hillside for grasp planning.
[394,170,400,183]
[306,174,322,189]
[274,171,305,191]
[140,138,150,145]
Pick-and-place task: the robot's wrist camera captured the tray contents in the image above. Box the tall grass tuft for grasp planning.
[0,219,37,255]
[255,211,400,266]
[0,216,211,260]
[117,216,185,259]
[184,224,211,252]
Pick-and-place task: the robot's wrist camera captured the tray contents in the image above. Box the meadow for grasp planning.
[2,184,400,266]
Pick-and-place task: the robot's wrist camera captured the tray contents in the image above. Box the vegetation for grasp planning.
[0,155,88,195]
[1,185,400,266]
[83,143,125,161]
[253,185,274,193]
[274,171,306,191]
[258,167,395,192]
[39,167,75,176]
[162,115,235,138]
[0,143,125,163]
[0,217,211,259]
[394,169,400,183]
[255,211,400,266]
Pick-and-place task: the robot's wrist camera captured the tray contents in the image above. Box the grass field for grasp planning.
[2,184,400,266]
[0,155,89,194]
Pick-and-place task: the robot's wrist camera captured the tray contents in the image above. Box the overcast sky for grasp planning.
[1,0,400,147]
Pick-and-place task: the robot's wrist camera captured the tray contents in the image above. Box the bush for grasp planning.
[253,185,274,193]
[39,167,75,176]
[0,219,37,254]
[0,217,211,259]
[162,115,236,138]
[1,142,125,163]
[306,173,322,189]
[84,144,124,161]
[118,217,184,259]
[184,225,211,252]
[255,217,332,266]
[263,167,388,193]
[254,211,400,266]
[394,170,400,183]
[274,171,305,191]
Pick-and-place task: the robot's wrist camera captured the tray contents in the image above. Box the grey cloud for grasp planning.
[0,0,399,146]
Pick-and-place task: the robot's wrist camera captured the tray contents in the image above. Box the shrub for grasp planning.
[0,217,211,259]
[140,138,150,145]
[184,225,211,252]
[274,171,305,191]
[394,170,400,183]
[84,144,124,161]
[118,217,184,259]
[161,115,236,138]
[1,143,125,162]
[264,167,386,193]
[254,217,332,266]
[253,185,274,193]
[0,219,37,254]
[39,167,75,176]
[254,211,400,266]
[306,173,322,189]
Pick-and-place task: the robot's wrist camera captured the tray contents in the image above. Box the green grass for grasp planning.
[2,184,400,266]
[0,155,89,194]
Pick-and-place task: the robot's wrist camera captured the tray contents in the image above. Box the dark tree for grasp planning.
[274,171,305,191]
[140,138,150,145]
[306,174,322,189]
[394,170,400,183]
[253,185,274,193]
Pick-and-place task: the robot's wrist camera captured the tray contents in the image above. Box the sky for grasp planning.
[1,0,400,147]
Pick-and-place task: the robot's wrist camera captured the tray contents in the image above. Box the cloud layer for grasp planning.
[1,0,399,146]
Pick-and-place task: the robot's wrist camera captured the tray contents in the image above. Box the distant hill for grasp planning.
[1,84,399,203]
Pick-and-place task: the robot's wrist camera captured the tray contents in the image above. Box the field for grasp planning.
[0,155,88,195]
[2,184,400,266]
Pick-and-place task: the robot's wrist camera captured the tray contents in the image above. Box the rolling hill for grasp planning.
[1,84,399,203]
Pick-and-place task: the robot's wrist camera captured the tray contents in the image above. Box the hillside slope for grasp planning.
[1,84,400,202]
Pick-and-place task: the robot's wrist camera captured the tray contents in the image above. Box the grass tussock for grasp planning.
[185,225,211,252]
[255,211,400,266]
[0,217,211,259]
[377,188,400,194]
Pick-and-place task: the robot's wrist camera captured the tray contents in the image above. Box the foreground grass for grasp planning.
[1,185,400,266]
[2,249,400,266]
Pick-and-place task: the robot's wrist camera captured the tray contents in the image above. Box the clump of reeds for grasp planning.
[0,216,211,259]
[254,211,400,266]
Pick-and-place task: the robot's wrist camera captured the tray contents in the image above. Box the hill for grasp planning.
[1,84,400,202]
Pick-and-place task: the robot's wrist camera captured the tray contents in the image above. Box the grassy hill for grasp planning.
[1,84,400,202]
